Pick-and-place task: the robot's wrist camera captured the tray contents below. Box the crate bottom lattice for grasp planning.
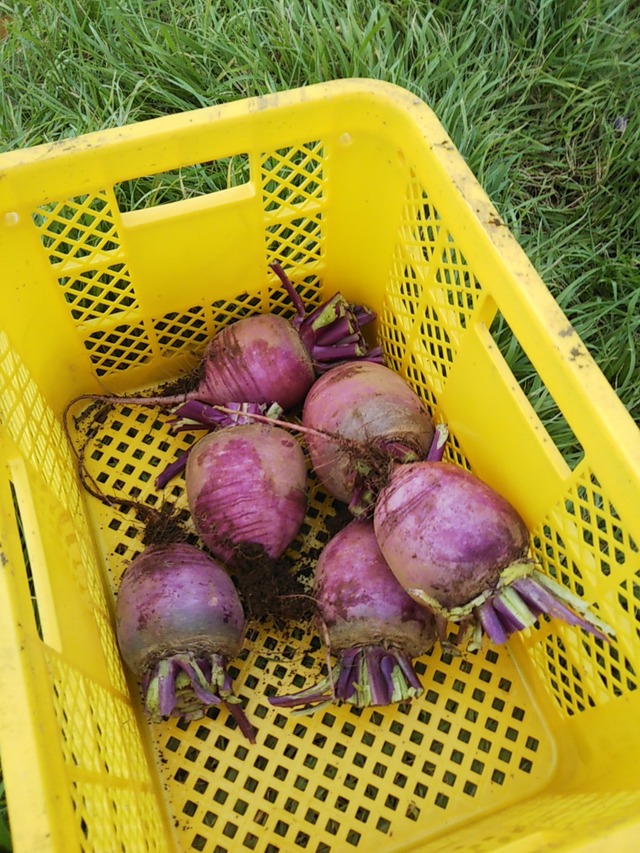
[77,385,556,853]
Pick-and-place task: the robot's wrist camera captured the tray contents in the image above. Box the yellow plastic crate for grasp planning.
[1,79,639,853]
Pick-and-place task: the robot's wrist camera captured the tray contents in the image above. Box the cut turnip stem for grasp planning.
[374,462,615,652]
[459,561,615,651]
[116,543,256,742]
[426,423,449,462]
[143,652,254,741]
[269,645,424,713]
[270,262,384,372]
[170,400,283,433]
[155,401,283,488]
[268,519,436,713]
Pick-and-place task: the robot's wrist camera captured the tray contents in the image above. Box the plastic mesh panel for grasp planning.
[261,141,325,214]
[381,178,640,725]
[527,467,639,716]
[47,651,166,851]
[78,338,554,852]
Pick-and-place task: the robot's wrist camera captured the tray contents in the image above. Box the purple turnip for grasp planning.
[185,423,308,618]
[373,462,615,649]
[302,361,435,516]
[64,264,382,419]
[268,519,436,712]
[155,401,283,488]
[115,542,255,742]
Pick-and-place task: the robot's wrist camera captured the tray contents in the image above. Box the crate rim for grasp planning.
[1,76,640,853]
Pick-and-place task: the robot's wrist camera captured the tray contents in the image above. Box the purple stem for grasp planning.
[380,654,398,699]
[383,654,405,705]
[352,305,376,328]
[314,316,358,346]
[490,595,528,634]
[367,647,392,706]
[223,700,257,744]
[156,452,189,489]
[477,601,509,645]
[311,341,367,361]
[271,261,306,319]
[157,660,178,717]
[512,576,610,643]
[174,658,222,706]
[197,657,213,682]
[141,653,256,742]
[172,399,231,428]
[273,262,384,371]
[315,348,386,373]
[335,647,359,702]
[426,423,449,462]
[394,649,424,694]
[364,346,385,362]
[320,331,362,347]
[172,400,275,431]
[267,686,331,708]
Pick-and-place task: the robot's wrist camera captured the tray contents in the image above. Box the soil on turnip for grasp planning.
[140,501,190,548]
[230,544,316,625]
[155,363,203,398]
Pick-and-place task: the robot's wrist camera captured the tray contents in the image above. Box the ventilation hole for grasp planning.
[8,481,42,639]
[435,792,449,809]
[489,310,584,469]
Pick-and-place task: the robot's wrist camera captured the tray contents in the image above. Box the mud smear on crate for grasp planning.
[139,501,189,547]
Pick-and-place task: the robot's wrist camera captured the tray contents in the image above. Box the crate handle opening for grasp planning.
[114,153,250,214]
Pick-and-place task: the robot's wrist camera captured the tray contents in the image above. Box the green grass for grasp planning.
[1,0,638,427]
[0,777,9,853]
[0,2,638,843]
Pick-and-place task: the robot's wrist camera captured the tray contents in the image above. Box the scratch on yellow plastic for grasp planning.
[1,79,639,853]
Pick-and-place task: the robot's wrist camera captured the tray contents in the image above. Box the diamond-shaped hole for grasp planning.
[59,263,137,322]
[261,141,325,212]
[153,306,210,355]
[83,323,152,375]
[33,193,120,264]
[266,215,323,267]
